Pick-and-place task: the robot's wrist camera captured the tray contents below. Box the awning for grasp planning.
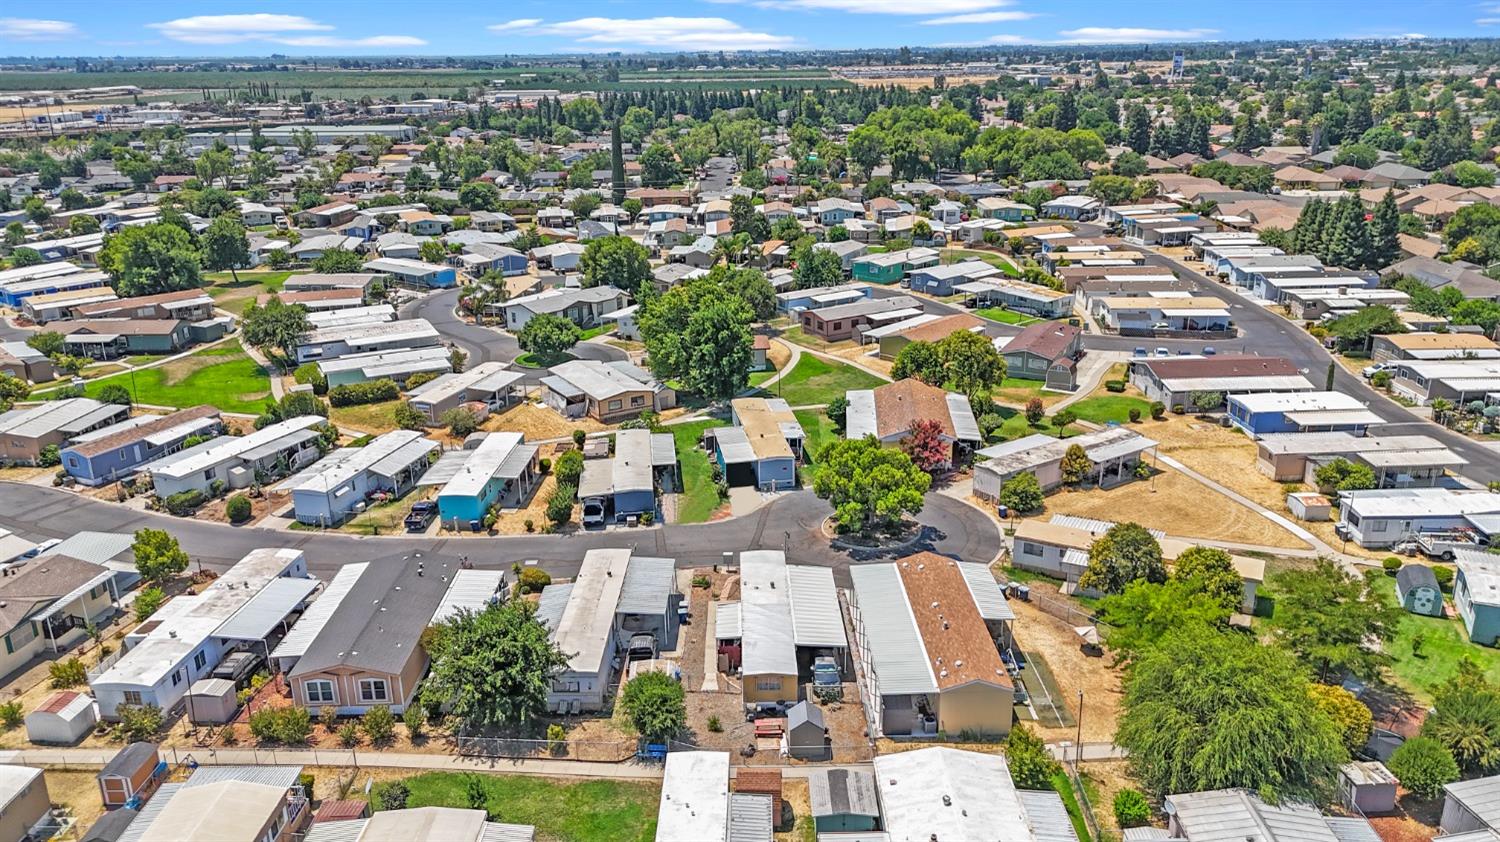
[31,570,115,622]
[416,450,472,487]
[715,601,742,640]
[213,576,321,642]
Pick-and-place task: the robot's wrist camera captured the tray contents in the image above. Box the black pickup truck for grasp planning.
[405,501,437,532]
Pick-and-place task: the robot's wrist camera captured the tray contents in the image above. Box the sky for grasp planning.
[0,1,1488,56]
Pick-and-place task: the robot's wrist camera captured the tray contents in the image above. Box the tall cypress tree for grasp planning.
[610,123,626,208]
[1369,189,1401,269]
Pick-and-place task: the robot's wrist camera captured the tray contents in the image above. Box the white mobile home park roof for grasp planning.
[874,748,1058,842]
[552,549,630,674]
[276,430,437,494]
[656,751,731,842]
[146,415,324,480]
[738,550,799,677]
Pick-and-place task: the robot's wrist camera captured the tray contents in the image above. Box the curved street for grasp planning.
[0,482,1001,586]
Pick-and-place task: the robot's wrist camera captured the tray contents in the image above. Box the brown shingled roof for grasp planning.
[895,552,1010,691]
[1002,321,1080,361]
[872,379,957,439]
[896,313,984,345]
[1138,354,1299,379]
[67,405,220,459]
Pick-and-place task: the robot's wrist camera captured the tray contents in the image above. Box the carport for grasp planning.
[212,575,321,659]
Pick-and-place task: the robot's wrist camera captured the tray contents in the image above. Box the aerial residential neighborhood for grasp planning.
[9,5,1500,841]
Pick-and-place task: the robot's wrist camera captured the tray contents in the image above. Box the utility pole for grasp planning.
[1075,689,1084,767]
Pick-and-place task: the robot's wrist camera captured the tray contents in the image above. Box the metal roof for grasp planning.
[618,556,676,617]
[650,432,677,467]
[303,820,366,842]
[239,427,322,462]
[1446,776,1500,828]
[957,562,1015,622]
[848,564,936,696]
[552,549,630,674]
[785,564,847,648]
[656,751,730,842]
[213,576,320,642]
[119,782,182,842]
[277,431,436,493]
[728,793,774,842]
[844,389,877,440]
[271,563,366,661]
[739,551,799,677]
[182,764,301,789]
[429,569,506,625]
[1017,790,1084,842]
[945,393,982,442]
[715,601,742,640]
[0,398,121,439]
[534,582,573,631]
[1165,789,1340,842]
[437,432,526,499]
[809,768,880,819]
[147,415,323,479]
[715,426,757,465]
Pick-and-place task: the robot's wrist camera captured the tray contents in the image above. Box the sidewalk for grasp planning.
[1049,351,1126,411]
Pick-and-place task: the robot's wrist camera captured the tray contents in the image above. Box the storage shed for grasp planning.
[1340,761,1399,815]
[96,742,164,809]
[185,678,239,725]
[809,768,881,834]
[25,691,97,745]
[1287,491,1332,522]
[786,701,829,760]
[1396,565,1445,617]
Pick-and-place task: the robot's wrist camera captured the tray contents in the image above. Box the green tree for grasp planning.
[681,298,753,401]
[618,671,686,741]
[311,248,365,273]
[579,235,651,290]
[517,313,582,364]
[1308,683,1373,754]
[1422,662,1500,775]
[1004,723,1061,789]
[394,401,428,431]
[1267,558,1402,681]
[1171,546,1243,612]
[241,297,311,365]
[97,383,133,407]
[200,216,250,282]
[133,587,165,622]
[1388,736,1461,799]
[1116,624,1347,801]
[891,341,945,384]
[998,471,1045,514]
[418,239,448,264]
[639,143,681,186]
[937,330,1007,393]
[1324,305,1405,352]
[811,436,931,533]
[792,246,844,289]
[1079,522,1166,595]
[1369,189,1402,269]
[132,528,190,585]
[9,247,42,267]
[0,373,29,411]
[1313,457,1377,492]
[705,265,776,321]
[1099,578,1231,664]
[418,601,569,731]
[1114,790,1151,828]
[1059,442,1093,485]
[97,223,202,297]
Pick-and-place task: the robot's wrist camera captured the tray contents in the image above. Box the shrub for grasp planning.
[1024,397,1045,425]
[37,444,60,467]
[393,401,429,430]
[327,379,401,407]
[319,705,338,731]
[619,671,687,741]
[1171,404,1186,414]
[1150,401,1165,420]
[361,704,396,745]
[372,780,409,811]
[209,478,226,498]
[404,370,440,390]
[49,658,86,688]
[298,772,315,797]
[547,723,567,755]
[1383,557,1403,575]
[1005,723,1060,789]
[292,363,327,395]
[402,702,425,738]
[707,715,723,732]
[1113,789,1151,828]
[518,567,551,594]
[1105,379,1127,393]
[1371,370,1393,389]
[0,702,22,729]
[338,722,361,747]
[115,703,163,742]
[554,449,584,487]
[162,489,207,516]
[134,587,165,622]
[441,407,480,437]
[572,429,586,447]
[225,494,253,523]
[249,706,311,744]
[1434,565,1455,590]
[546,483,575,525]
[538,457,551,474]
[1388,736,1460,800]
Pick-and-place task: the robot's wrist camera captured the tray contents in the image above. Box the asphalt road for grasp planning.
[0,483,1000,586]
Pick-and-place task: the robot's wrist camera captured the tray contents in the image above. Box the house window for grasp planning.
[5,621,35,654]
[358,678,389,703]
[306,680,335,705]
[756,677,781,692]
[193,651,207,671]
[171,670,181,687]
[608,399,623,411]
[123,691,143,706]
[1020,542,1043,557]
[631,396,645,407]
[204,467,216,480]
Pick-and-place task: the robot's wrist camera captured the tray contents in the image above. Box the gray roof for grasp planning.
[1017,790,1084,842]
[1446,776,1500,828]
[1164,788,1341,842]
[99,742,158,779]
[181,765,301,790]
[0,398,122,439]
[212,576,321,642]
[1325,817,1383,842]
[787,699,826,732]
[1395,564,1440,598]
[271,563,367,662]
[118,782,181,842]
[727,793,774,842]
[534,582,573,630]
[809,768,880,819]
[617,555,676,617]
[287,553,458,678]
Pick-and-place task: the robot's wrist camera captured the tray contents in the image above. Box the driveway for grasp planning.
[0,483,1001,586]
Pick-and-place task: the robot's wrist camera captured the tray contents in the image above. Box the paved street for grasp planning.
[0,483,1000,586]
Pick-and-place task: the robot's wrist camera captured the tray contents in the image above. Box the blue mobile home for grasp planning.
[60,406,223,486]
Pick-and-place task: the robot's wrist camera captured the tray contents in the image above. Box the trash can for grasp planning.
[997,504,1010,519]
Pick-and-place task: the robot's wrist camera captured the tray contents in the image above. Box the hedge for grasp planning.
[163,489,207,516]
[328,379,401,407]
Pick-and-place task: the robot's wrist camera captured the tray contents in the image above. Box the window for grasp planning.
[193,650,207,671]
[306,680,335,705]
[631,396,645,407]
[4,621,35,654]
[1019,542,1042,557]
[756,677,781,692]
[357,678,389,703]
[204,467,216,480]
[123,690,143,706]
[608,399,623,411]
[171,670,181,687]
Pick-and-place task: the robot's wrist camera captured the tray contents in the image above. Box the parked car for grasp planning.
[404,501,437,532]
[582,500,606,527]
[1202,346,1216,355]
[212,651,265,690]
[20,538,61,560]
[1154,347,1171,357]
[626,633,657,662]
[812,656,840,687]
[1133,347,1148,358]
[1363,362,1395,379]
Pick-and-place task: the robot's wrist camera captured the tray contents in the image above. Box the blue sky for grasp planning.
[0,1,1488,56]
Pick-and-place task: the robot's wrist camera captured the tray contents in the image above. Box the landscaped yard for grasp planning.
[669,418,729,524]
[81,343,273,413]
[975,307,1045,326]
[393,770,659,842]
[329,399,403,434]
[578,324,616,341]
[204,270,298,315]
[943,248,1022,277]
[1386,599,1500,702]
[761,354,885,407]
[1066,395,1154,425]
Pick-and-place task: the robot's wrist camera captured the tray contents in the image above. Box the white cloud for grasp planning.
[920,10,1037,25]
[726,0,1012,13]
[488,19,544,32]
[146,13,422,47]
[0,18,79,40]
[1399,33,1428,38]
[492,16,795,50]
[1056,26,1218,43]
[1479,17,1500,25]
[937,33,1031,46]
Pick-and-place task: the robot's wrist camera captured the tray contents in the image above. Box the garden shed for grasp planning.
[1287,491,1332,521]
[1395,565,1445,617]
[785,701,829,760]
[24,691,97,744]
[185,678,238,725]
[1339,761,1399,815]
[809,768,881,834]
[96,742,164,809]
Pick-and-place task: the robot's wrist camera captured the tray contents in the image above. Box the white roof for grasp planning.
[407,361,521,406]
[546,359,655,401]
[1341,488,1500,519]
[0,766,42,814]
[0,398,119,439]
[739,550,799,677]
[785,563,848,648]
[306,304,394,329]
[212,576,321,642]
[300,318,439,349]
[551,549,630,674]
[1159,375,1315,393]
[437,431,527,499]
[874,748,1033,842]
[317,346,451,380]
[429,570,507,625]
[277,430,436,493]
[656,752,730,842]
[146,415,323,480]
[1228,390,1368,414]
[715,601,742,640]
[847,564,936,696]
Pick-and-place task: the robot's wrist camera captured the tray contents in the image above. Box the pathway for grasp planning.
[239,341,286,400]
[1048,351,1126,411]
[748,337,803,393]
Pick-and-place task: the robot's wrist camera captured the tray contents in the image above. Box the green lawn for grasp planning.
[944,248,1022,277]
[81,343,272,413]
[1387,597,1500,703]
[669,418,729,524]
[1050,771,1094,842]
[514,351,575,369]
[1065,396,1153,426]
[976,307,1045,326]
[205,271,298,315]
[762,354,885,407]
[578,324,616,341]
[395,771,658,842]
[747,368,778,387]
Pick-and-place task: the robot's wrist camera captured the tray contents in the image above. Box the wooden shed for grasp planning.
[96,742,164,809]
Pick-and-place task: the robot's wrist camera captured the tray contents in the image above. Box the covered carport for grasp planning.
[212,575,322,661]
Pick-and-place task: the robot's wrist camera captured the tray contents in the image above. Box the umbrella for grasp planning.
[1074,625,1100,646]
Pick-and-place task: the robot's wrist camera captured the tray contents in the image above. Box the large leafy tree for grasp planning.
[1079,522,1165,595]
[579,235,651,291]
[1098,578,1230,664]
[1308,683,1373,755]
[200,216,251,282]
[680,297,753,401]
[133,528,190,585]
[0,373,30,411]
[1388,737,1461,799]
[1422,661,1500,775]
[241,297,311,366]
[812,436,931,533]
[937,330,1006,393]
[97,223,202,297]
[311,248,365,274]
[420,600,568,731]
[1323,305,1405,353]
[1115,624,1348,802]
[1266,558,1402,682]
[1171,546,1244,612]
[792,246,843,289]
[900,418,950,474]
[891,341,945,385]
[619,671,686,741]
[517,314,582,364]
[704,265,775,321]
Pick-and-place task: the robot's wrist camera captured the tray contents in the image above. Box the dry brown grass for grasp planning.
[0,465,55,483]
[1006,591,1124,744]
[777,778,813,842]
[485,401,608,442]
[1079,760,1140,837]
[1043,466,1308,549]
[491,473,571,535]
[766,338,792,371]
[45,770,108,832]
